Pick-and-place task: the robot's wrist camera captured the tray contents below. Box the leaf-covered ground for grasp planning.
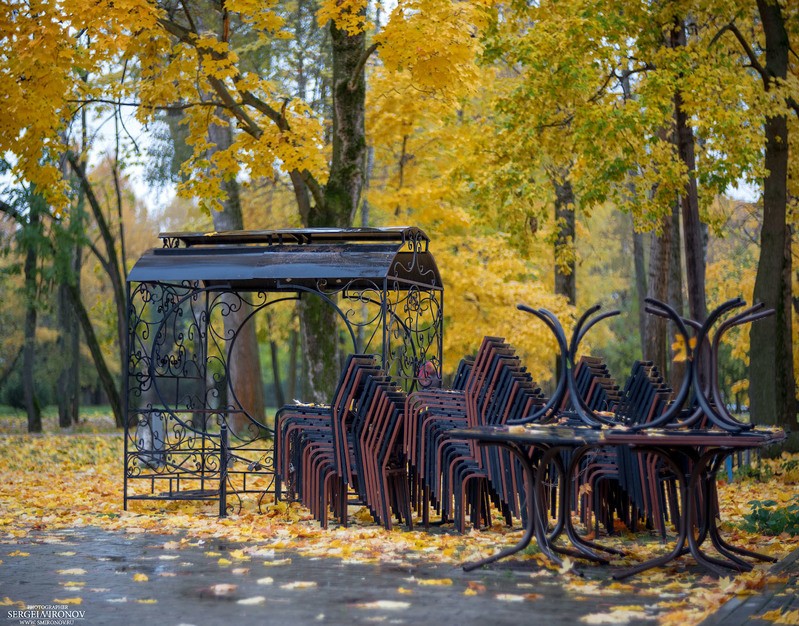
[0,421,797,624]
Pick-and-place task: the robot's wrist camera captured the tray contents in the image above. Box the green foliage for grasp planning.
[733,461,773,483]
[741,497,799,537]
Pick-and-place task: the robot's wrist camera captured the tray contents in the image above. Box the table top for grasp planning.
[448,424,786,450]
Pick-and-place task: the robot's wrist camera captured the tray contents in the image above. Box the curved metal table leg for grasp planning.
[613,448,689,580]
[462,441,547,571]
[563,445,624,558]
[534,446,604,563]
[706,451,776,563]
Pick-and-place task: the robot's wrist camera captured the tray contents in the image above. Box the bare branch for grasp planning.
[301,169,325,208]
[67,98,228,110]
[239,89,286,129]
[711,22,768,85]
[348,42,379,91]
[179,0,198,33]
[788,96,799,119]
[0,198,24,223]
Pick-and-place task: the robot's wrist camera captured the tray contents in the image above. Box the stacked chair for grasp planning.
[405,337,548,533]
[276,355,413,530]
[274,296,780,580]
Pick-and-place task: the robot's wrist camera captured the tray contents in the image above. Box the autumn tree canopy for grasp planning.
[1,0,797,438]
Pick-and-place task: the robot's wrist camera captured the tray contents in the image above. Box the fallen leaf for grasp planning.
[229,549,250,561]
[237,596,266,605]
[8,551,29,557]
[136,599,158,604]
[280,581,317,590]
[53,598,82,605]
[761,609,799,624]
[467,581,486,594]
[57,568,87,576]
[558,557,574,575]
[202,584,238,597]
[355,600,410,610]
[256,577,274,585]
[133,573,149,582]
[417,578,452,586]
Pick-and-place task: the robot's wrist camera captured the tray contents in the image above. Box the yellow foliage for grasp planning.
[317,0,370,35]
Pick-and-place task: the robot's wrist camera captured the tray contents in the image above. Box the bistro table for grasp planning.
[449,424,785,577]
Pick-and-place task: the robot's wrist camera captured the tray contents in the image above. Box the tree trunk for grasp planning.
[23,211,41,433]
[207,116,266,435]
[668,203,687,389]
[294,19,368,402]
[553,175,576,306]
[288,327,298,403]
[270,340,285,408]
[750,0,796,438]
[57,282,80,428]
[643,216,671,375]
[671,18,707,324]
[57,206,83,428]
[632,229,647,357]
[67,282,123,427]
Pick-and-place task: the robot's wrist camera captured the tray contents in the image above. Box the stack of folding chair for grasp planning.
[275,354,381,528]
[404,338,508,528]
[350,373,412,530]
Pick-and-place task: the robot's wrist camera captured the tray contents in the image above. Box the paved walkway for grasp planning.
[701,547,799,626]
[0,527,658,626]
[1,527,797,626]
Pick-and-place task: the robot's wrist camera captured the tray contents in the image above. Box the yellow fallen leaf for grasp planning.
[417,578,452,586]
[0,597,25,608]
[57,569,87,576]
[229,549,250,561]
[133,573,149,582]
[397,587,413,595]
[218,558,232,566]
[57,551,77,556]
[8,551,29,557]
[136,599,158,604]
[204,551,222,557]
[280,581,317,590]
[60,581,86,587]
[53,598,82,605]
[263,558,292,566]
[761,609,799,625]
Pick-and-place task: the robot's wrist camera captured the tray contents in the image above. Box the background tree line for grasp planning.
[0,0,796,448]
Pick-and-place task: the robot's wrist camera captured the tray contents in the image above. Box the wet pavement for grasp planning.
[0,527,667,626]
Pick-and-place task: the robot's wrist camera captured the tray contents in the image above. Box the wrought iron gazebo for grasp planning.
[123,227,443,514]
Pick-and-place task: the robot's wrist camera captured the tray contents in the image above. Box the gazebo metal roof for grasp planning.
[128,226,442,291]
